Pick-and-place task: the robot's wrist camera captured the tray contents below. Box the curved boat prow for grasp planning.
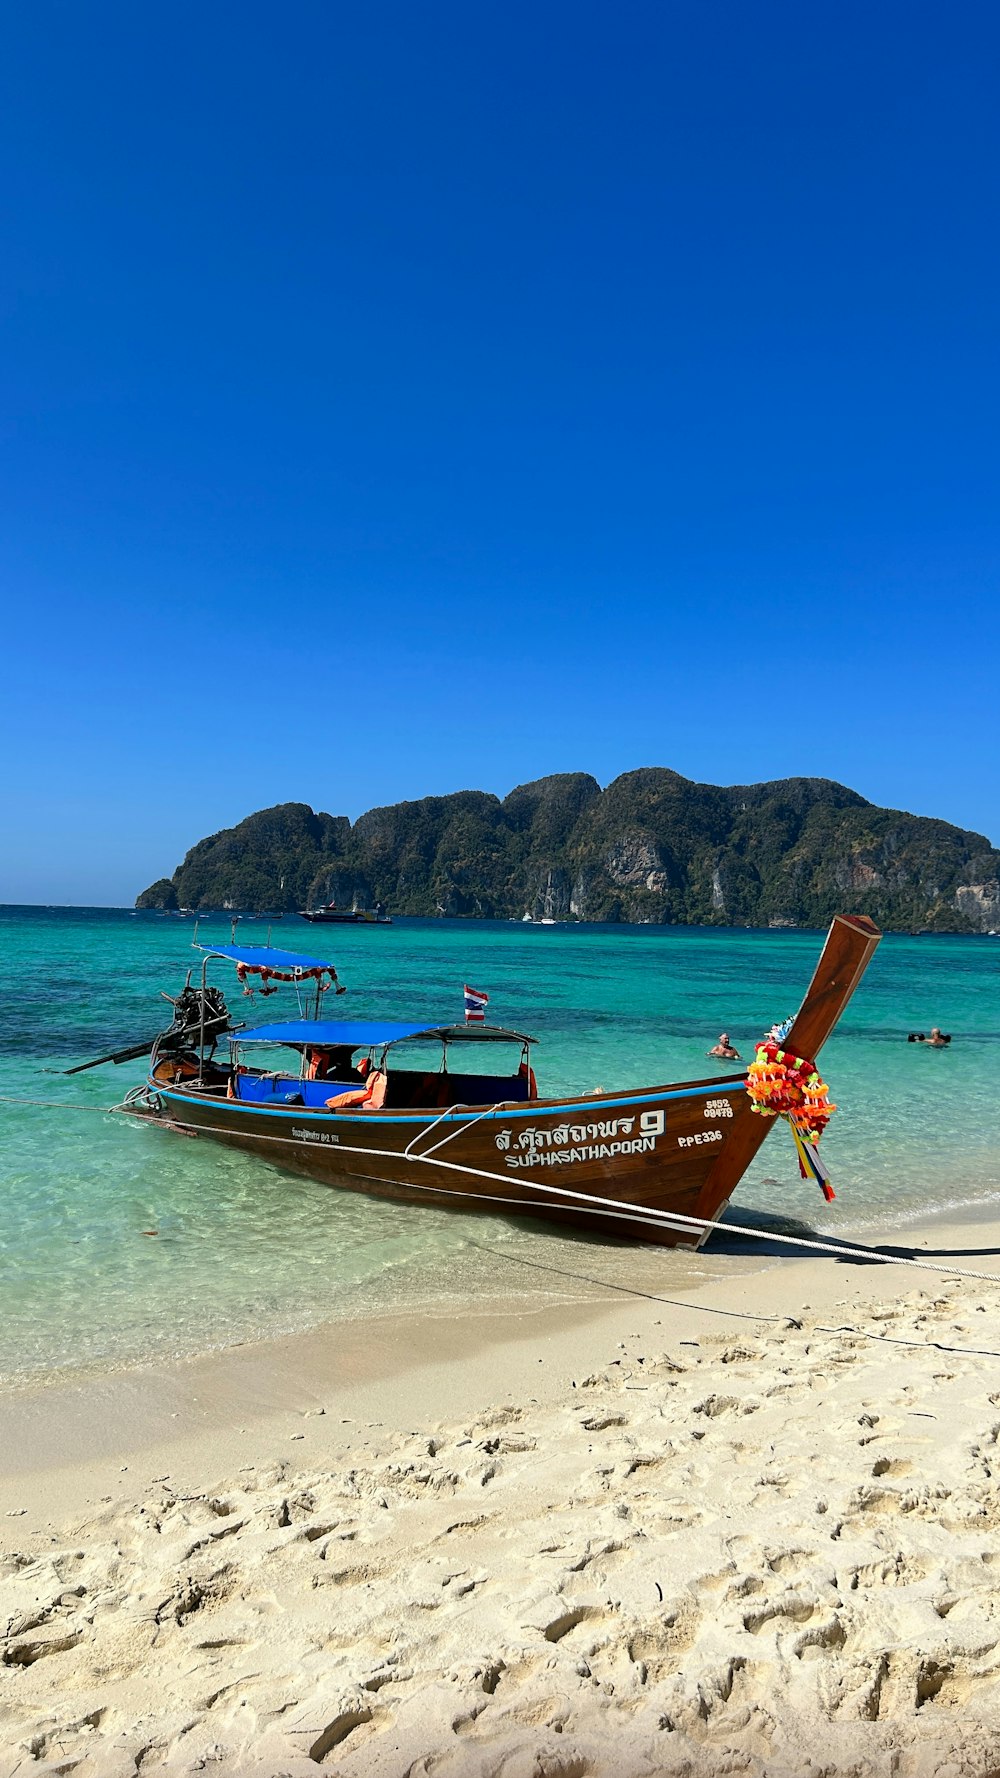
[783,913,882,1062]
[694,913,881,1225]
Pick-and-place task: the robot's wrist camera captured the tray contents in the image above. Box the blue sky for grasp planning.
[2,1,999,904]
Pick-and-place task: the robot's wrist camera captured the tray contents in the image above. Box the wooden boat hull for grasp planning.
[147,1070,750,1244]
[139,914,881,1247]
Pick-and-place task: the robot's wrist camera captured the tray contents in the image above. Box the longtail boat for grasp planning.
[96,915,880,1247]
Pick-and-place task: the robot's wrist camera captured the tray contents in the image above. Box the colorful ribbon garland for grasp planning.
[234,962,345,999]
[746,1040,837,1201]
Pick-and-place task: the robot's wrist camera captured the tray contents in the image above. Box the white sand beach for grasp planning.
[5,1216,1000,1777]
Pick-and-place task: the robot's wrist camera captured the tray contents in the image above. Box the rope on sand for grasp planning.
[3,1091,1000,1288]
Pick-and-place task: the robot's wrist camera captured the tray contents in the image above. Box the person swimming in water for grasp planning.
[707,1032,741,1060]
[908,1028,952,1047]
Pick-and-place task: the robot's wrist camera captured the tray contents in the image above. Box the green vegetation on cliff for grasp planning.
[135,770,1000,932]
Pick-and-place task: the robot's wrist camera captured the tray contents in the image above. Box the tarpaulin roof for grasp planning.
[229,1020,536,1047]
[195,943,337,972]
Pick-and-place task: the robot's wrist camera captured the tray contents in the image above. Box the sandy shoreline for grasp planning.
[5,1213,1000,1774]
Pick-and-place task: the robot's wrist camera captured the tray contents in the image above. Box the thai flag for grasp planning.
[464,984,489,1024]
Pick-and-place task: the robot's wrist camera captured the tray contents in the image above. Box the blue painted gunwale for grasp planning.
[152,1076,748,1126]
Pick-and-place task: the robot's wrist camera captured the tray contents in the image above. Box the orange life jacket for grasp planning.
[518,1060,539,1100]
[325,1068,388,1112]
[366,1068,388,1109]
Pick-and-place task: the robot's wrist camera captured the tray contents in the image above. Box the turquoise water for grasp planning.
[2,906,998,1384]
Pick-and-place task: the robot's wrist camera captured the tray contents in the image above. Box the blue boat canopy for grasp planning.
[228,1019,536,1047]
[195,943,337,972]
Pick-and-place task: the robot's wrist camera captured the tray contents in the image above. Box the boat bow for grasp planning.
[694,913,881,1222]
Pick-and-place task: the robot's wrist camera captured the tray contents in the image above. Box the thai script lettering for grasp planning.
[495,1115,638,1154]
[291,1125,340,1145]
[492,1105,666,1166]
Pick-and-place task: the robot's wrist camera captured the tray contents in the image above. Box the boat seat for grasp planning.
[434,1073,530,1108]
[232,1074,359,1108]
[381,1070,445,1109]
[377,1071,531,1110]
[231,1071,530,1112]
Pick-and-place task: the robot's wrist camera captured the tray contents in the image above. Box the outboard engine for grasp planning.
[66,983,233,1087]
[151,983,231,1067]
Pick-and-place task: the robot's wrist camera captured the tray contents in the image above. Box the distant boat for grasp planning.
[300,902,392,926]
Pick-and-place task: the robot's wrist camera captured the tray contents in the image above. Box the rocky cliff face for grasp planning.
[135,771,1000,931]
[954,881,1000,926]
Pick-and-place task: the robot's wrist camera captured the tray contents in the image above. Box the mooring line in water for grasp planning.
[4,1090,1000,1288]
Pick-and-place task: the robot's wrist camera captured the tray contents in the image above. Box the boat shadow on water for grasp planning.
[677,1203,1000,1272]
[472,1198,1000,1284]
[463,1205,854,1294]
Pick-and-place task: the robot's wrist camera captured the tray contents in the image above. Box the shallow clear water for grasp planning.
[2,906,998,1383]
